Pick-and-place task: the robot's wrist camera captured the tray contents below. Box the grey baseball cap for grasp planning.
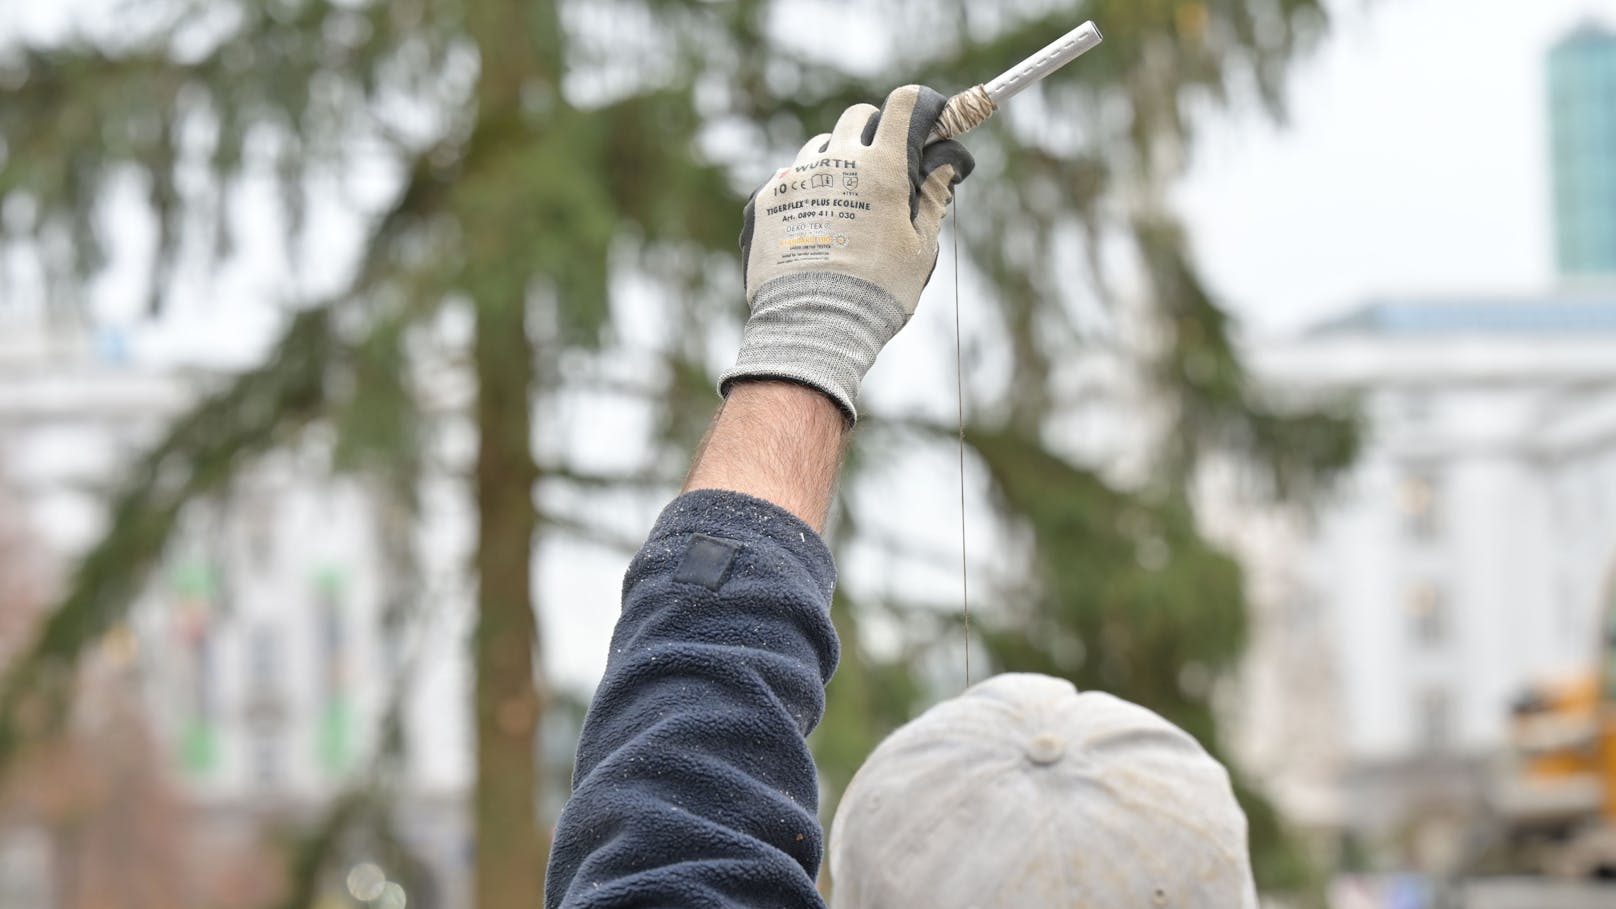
[827,673,1258,908]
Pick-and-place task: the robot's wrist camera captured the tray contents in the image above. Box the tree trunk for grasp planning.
[472,288,546,909]
[465,3,559,906]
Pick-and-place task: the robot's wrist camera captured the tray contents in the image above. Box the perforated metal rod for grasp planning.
[932,21,1104,140]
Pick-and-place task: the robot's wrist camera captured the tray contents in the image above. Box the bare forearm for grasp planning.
[683,380,848,532]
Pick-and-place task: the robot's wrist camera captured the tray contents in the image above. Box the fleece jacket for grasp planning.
[545,488,841,909]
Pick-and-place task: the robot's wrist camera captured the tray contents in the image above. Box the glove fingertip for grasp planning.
[921,139,976,185]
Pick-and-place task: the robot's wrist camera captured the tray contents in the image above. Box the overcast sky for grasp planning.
[1180,0,1616,335]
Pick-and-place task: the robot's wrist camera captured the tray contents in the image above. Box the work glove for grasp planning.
[719,84,976,422]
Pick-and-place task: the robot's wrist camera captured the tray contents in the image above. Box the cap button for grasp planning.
[1025,732,1065,765]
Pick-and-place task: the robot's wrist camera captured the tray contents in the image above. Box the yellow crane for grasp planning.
[1490,556,1616,877]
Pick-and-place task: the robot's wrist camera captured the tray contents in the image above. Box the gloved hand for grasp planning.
[719,85,976,422]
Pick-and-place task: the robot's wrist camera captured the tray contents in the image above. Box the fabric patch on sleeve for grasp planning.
[674,534,742,591]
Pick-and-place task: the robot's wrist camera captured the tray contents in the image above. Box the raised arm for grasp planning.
[544,85,971,909]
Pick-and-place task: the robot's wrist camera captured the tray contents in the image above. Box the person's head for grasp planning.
[827,673,1257,908]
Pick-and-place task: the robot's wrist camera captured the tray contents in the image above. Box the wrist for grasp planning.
[684,379,848,531]
[723,377,846,425]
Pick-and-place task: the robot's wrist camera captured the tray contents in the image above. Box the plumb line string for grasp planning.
[932,19,1103,689]
[952,189,971,690]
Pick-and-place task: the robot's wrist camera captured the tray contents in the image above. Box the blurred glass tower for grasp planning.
[1549,21,1616,279]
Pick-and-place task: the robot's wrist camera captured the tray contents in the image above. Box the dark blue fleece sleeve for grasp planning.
[545,489,840,909]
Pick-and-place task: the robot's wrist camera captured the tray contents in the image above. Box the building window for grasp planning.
[1402,392,1433,424]
[1400,468,1440,539]
[1587,469,1607,524]
[248,626,279,684]
[1604,592,1616,701]
[246,503,276,575]
[1287,592,1321,634]
[244,627,285,789]
[1419,688,1453,752]
[314,568,353,775]
[252,738,281,789]
[1410,582,1446,648]
[171,557,220,777]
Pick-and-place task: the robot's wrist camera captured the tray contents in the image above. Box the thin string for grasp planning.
[952,187,971,690]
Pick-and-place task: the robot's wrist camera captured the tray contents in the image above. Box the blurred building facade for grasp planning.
[1246,298,1616,847]
[1232,22,1616,867]
[0,311,472,908]
[1549,21,1616,279]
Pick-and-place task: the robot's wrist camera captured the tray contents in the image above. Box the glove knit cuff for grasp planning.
[719,272,910,423]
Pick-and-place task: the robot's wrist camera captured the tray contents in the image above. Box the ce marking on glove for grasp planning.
[774,174,838,194]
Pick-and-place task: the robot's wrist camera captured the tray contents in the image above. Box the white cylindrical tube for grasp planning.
[983,21,1103,106]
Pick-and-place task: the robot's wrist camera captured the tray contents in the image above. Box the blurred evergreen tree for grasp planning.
[0,0,1358,904]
